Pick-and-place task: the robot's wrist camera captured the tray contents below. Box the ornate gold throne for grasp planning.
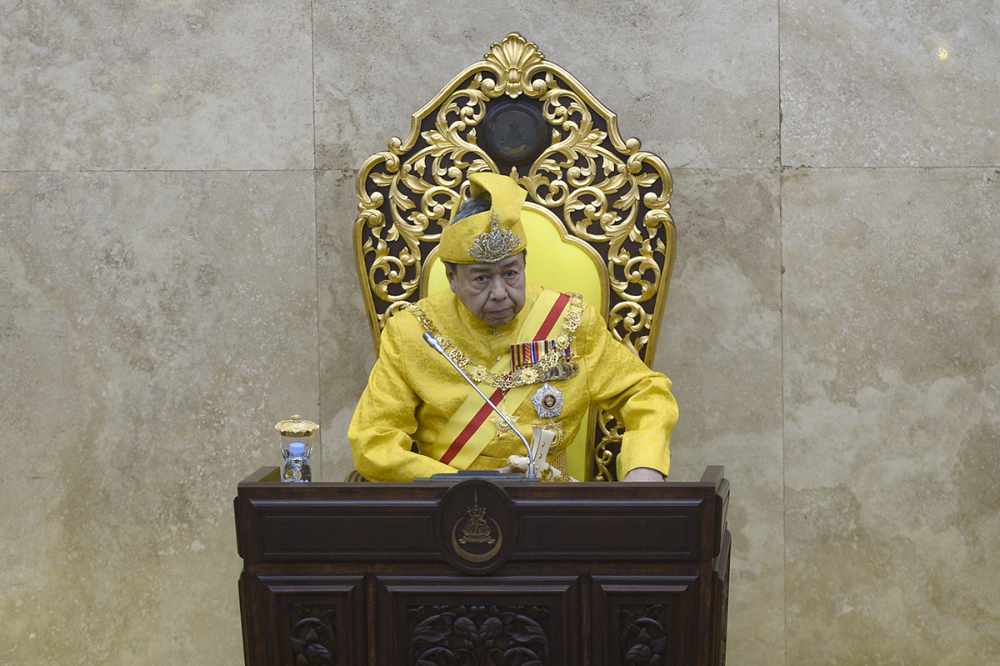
[353,33,676,481]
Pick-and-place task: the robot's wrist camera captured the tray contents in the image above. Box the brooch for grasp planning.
[531,383,563,419]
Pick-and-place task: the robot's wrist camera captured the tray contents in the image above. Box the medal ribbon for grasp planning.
[511,339,572,369]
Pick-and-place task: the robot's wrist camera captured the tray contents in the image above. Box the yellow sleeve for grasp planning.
[347,314,457,482]
[580,304,678,479]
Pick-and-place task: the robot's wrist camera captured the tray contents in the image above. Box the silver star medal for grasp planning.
[531,383,563,419]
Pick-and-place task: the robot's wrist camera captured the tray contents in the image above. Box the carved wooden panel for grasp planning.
[592,576,700,666]
[235,470,733,665]
[251,575,365,666]
[237,481,715,567]
[512,498,704,561]
[288,605,336,665]
[376,576,580,666]
[619,602,670,664]
[249,498,440,562]
[410,603,550,664]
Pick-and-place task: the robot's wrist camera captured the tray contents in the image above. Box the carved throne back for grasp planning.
[353,33,676,480]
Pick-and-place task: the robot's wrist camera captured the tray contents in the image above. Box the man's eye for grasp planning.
[504,271,518,278]
[474,276,489,284]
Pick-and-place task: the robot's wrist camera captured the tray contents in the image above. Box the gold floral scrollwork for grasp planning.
[481,33,547,99]
[594,411,625,482]
[354,33,676,480]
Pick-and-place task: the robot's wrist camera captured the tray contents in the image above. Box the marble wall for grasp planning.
[1,1,996,664]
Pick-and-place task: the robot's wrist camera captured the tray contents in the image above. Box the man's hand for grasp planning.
[623,467,665,482]
[499,455,574,482]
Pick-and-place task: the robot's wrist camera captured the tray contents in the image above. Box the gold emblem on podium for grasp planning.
[450,491,503,563]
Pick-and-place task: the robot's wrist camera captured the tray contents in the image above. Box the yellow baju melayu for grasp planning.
[348,285,678,482]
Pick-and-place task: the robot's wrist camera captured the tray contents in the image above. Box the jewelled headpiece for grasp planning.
[469,213,521,263]
[438,173,527,264]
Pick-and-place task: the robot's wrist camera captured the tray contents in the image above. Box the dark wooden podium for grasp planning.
[234,467,731,666]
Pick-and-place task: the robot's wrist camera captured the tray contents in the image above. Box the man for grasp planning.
[349,173,677,482]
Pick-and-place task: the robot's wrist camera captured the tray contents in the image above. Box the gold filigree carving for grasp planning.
[594,412,625,482]
[482,32,546,99]
[354,33,676,480]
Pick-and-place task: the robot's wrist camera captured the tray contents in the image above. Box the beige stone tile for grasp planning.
[314,0,778,170]
[656,168,784,666]
[0,1,313,170]
[781,1,1000,166]
[0,171,317,665]
[315,168,377,481]
[783,168,1000,664]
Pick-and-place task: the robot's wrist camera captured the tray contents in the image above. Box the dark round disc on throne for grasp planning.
[480,97,548,170]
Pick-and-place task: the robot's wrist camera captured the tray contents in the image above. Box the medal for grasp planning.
[511,339,573,371]
[532,383,563,419]
[542,360,577,382]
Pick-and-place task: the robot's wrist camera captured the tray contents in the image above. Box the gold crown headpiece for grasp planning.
[438,173,528,264]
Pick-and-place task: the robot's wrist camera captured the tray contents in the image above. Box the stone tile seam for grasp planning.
[777,0,784,177]
[778,165,1000,170]
[0,169,320,174]
[309,0,318,171]
[309,0,324,476]
[309,0,319,173]
[777,4,788,663]
[778,7,788,653]
[4,166,998,176]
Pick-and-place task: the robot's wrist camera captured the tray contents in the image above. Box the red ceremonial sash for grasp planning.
[438,292,570,466]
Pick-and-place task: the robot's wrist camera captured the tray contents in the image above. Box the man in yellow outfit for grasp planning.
[348,173,678,482]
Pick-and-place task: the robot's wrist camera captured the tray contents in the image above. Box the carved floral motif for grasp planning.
[409,603,549,665]
[620,603,669,666]
[289,606,336,666]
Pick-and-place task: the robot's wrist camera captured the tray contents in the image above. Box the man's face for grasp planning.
[447,253,526,327]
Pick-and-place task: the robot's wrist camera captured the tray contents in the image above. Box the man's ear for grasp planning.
[445,263,459,290]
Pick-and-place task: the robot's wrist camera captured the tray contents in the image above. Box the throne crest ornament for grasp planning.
[353,33,676,480]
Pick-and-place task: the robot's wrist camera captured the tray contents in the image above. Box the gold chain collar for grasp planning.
[405,294,584,390]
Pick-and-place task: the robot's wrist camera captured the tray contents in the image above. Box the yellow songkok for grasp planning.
[438,172,528,264]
